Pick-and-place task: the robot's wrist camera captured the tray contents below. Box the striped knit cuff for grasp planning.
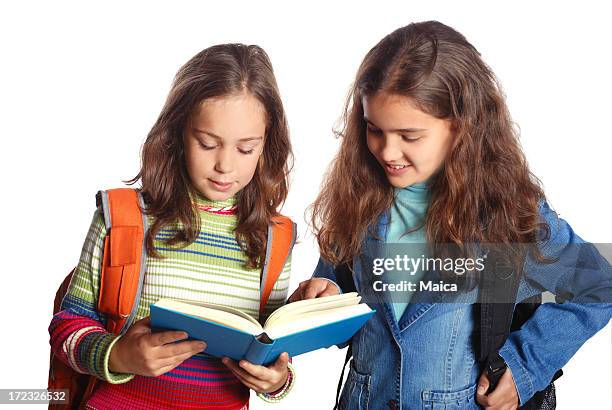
[256,362,295,403]
[102,334,135,384]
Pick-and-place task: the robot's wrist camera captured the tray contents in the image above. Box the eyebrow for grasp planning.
[364,117,427,133]
[193,128,263,142]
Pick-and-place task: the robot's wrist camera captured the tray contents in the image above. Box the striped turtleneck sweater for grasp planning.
[49,192,293,409]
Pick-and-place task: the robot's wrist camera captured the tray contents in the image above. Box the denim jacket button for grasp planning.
[388,399,398,409]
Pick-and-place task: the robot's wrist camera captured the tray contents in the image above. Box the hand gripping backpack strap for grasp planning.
[259,215,297,317]
[479,247,562,409]
[80,188,148,407]
[478,247,523,393]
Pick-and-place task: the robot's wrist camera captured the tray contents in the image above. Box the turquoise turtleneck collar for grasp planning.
[394,179,431,205]
[387,180,430,242]
[386,179,432,321]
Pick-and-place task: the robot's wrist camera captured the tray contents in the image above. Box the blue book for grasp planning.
[150,292,375,365]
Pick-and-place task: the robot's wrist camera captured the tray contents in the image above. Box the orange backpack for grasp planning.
[48,188,296,409]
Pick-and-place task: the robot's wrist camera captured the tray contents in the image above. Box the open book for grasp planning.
[150,292,375,365]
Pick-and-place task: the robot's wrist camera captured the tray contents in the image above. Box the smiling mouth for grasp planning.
[383,163,412,175]
[209,179,233,191]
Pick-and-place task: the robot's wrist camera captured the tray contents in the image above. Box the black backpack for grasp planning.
[332,251,563,410]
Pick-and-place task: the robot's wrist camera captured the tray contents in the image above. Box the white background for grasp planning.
[1,1,610,409]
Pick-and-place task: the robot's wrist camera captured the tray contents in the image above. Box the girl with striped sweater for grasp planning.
[49,43,296,409]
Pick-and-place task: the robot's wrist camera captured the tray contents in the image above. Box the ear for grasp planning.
[449,118,460,134]
[449,120,462,150]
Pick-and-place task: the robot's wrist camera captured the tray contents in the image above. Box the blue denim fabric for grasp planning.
[312,201,612,409]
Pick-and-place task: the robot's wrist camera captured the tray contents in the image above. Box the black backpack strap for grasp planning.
[479,248,564,401]
[478,247,524,392]
[335,263,357,293]
[333,344,353,410]
[510,294,541,331]
[333,263,356,409]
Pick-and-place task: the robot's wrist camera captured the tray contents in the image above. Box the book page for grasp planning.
[264,292,362,329]
[264,292,361,328]
[264,303,373,340]
[154,299,263,335]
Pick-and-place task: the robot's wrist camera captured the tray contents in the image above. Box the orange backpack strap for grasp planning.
[259,215,297,317]
[96,188,148,335]
[51,188,148,410]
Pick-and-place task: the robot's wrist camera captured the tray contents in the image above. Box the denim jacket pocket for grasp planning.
[421,383,478,410]
[339,361,371,410]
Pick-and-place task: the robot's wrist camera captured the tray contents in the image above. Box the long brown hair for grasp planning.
[311,21,548,267]
[126,44,292,269]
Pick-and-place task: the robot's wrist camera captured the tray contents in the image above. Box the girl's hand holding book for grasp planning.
[109,316,207,377]
[288,278,340,303]
[222,352,290,393]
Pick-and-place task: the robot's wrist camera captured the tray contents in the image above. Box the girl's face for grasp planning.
[183,92,266,201]
[363,92,454,188]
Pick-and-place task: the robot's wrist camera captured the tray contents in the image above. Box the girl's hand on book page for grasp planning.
[109,316,207,377]
[287,278,340,303]
[222,352,289,393]
[476,367,519,410]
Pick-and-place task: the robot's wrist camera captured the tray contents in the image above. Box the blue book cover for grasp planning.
[150,295,375,365]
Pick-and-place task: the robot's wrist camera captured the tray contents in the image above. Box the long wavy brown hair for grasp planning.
[311,21,548,268]
[126,44,293,269]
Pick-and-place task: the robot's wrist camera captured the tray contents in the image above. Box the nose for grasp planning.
[213,147,234,174]
[379,135,403,163]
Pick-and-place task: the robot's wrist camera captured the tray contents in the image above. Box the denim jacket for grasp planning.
[313,201,612,409]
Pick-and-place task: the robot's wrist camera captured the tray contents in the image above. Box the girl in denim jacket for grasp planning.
[290,21,611,410]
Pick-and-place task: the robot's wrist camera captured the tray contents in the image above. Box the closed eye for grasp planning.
[198,141,216,150]
[401,135,421,142]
